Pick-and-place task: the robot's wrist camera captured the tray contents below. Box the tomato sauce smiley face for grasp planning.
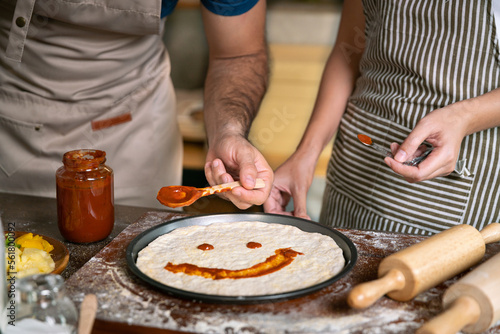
[164,241,303,280]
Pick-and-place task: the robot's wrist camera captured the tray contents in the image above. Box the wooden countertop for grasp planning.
[0,192,252,280]
[4,193,498,333]
[62,211,500,334]
[0,193,159,280]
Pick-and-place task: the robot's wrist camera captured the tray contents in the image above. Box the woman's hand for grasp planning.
[384,104,469,182]
[385,87,500,182]
[263,152,316,219]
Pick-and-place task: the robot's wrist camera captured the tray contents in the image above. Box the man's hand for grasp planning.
[205,134,273,210]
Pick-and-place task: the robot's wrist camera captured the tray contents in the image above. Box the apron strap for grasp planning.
[5,0,36,62]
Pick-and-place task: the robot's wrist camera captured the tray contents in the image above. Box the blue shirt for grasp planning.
[161,0,259,18]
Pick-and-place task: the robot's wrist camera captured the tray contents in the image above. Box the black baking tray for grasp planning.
[126,213,357,304]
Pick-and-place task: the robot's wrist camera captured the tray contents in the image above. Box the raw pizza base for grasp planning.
[136,221,345,296]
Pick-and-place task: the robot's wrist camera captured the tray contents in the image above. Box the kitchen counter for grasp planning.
[2,192,500,333]
[0,192,158,279]
[0,192,257,279]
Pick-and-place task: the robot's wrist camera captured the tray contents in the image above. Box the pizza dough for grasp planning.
[136,221,345,296]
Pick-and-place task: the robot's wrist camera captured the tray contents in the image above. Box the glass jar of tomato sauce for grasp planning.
[56,149,114,243]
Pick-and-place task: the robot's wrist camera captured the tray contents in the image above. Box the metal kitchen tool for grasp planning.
[417,252,500,334]
[357,134,433,166]
[357,134,473,176]
[347,223,500,309]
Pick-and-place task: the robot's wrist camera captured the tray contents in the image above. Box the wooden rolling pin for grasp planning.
[78,294,98,334]
[348,223,500,309]
[417,251,500,334]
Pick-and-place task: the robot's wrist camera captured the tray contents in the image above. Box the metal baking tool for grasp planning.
[357,134,433,166]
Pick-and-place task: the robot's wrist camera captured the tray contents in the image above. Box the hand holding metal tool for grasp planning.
[357,134,433,166]
[357,134,471,177]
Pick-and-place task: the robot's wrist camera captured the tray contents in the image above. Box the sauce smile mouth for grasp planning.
[164,247,304,280]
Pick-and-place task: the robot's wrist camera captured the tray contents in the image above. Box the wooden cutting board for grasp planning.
[64,212,500,334]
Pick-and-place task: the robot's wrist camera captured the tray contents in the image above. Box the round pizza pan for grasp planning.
[126,212,357,304]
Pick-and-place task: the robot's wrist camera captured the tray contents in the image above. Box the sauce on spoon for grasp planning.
[157,179,265,208]
[157,185,229,208]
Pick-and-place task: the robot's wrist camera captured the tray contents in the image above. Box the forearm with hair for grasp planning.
[204,48,269,146]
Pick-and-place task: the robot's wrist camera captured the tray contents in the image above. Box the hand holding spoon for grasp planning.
[357,134,433,166]
[157,178,266,208]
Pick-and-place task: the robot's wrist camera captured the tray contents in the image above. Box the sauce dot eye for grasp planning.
[246,242,262,249]
[197,243,214,251]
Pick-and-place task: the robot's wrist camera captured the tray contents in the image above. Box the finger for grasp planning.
[235,150,259,189]
[205,160,236,203]
[385,157,426,182]
[230,184,270,208]
[390,142,430,162]
[293,210,311,220]
[385,154,452,183]
[204,159,231,186]
[233,154,274,204]
[290,190,309,220]
[266,208,294,216]
[389,142,400,155]
[385,156,441,182]
[415,144,430,156]
[204,161,215,185]
[263,188,292,215]
[394,133,429,163]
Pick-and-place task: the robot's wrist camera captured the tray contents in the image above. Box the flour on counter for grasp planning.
[65,211,488,334]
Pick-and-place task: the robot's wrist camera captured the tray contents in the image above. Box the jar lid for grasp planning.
[62,149,106,169]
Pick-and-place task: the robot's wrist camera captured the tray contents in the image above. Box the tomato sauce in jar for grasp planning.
[56,149,114,243]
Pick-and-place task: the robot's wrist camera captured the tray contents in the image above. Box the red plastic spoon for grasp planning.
[157,179,265,208]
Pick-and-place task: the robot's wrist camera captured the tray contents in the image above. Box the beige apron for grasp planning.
[0,0,183,208]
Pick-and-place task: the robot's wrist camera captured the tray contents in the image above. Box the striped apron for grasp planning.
[320,0,500,235]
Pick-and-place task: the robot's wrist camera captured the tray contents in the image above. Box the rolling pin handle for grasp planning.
[416,295,481,334]
[480,222,500,244]
[78,294,98,334]
[347,268,406,309]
